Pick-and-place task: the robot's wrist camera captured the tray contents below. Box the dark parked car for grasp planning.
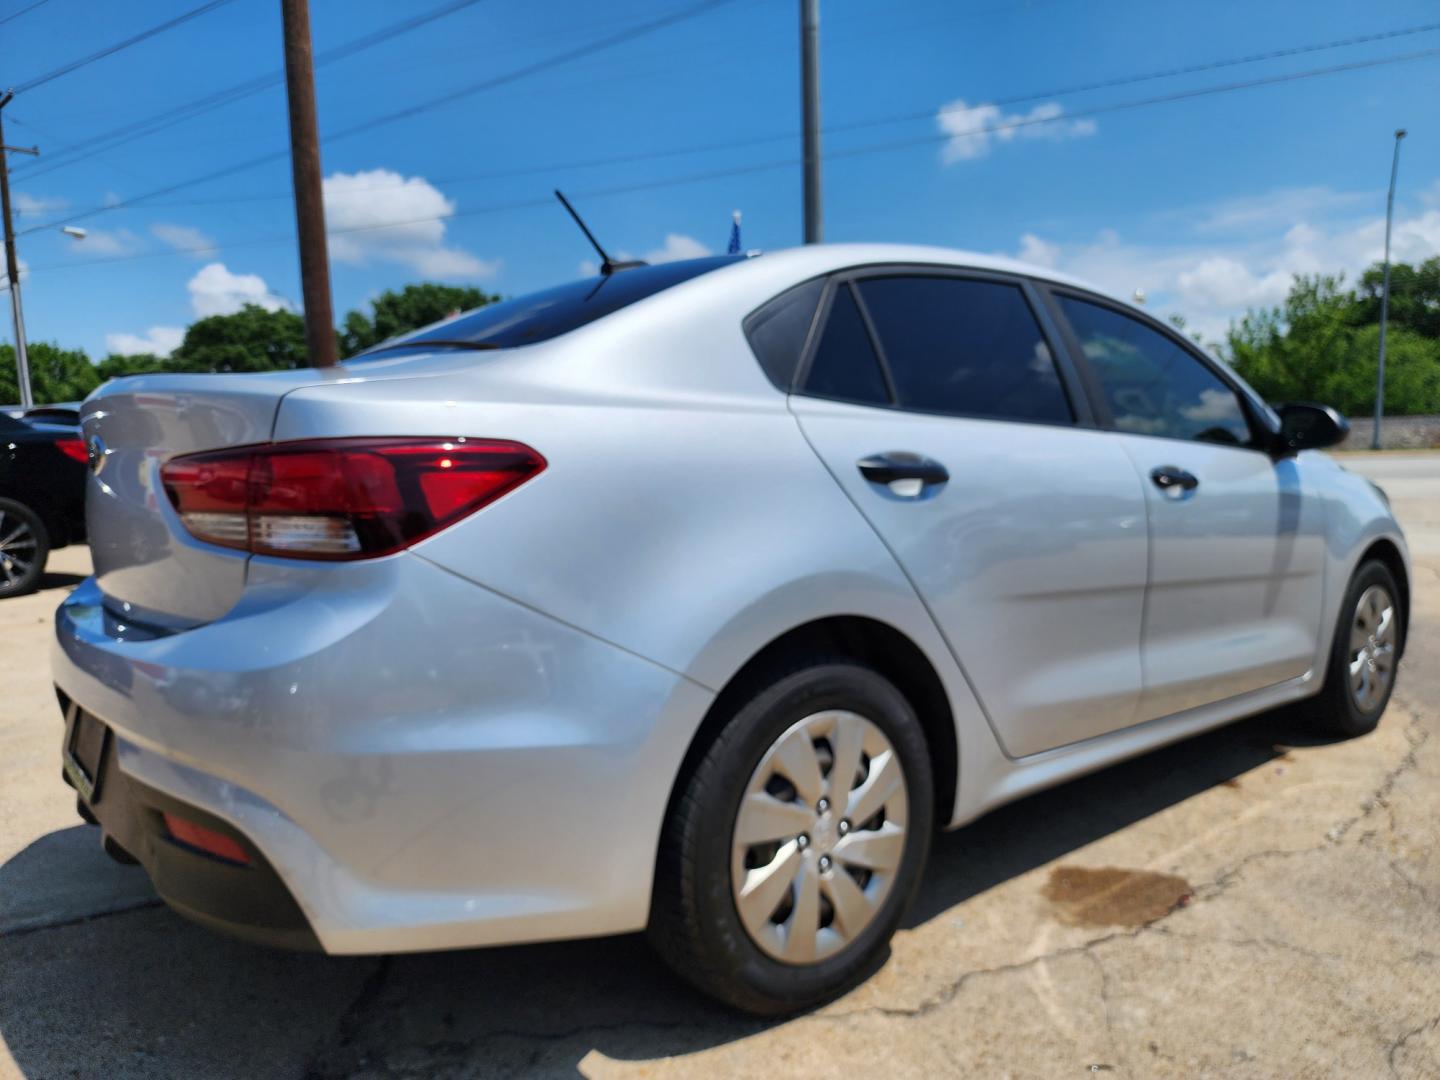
[0,410,88,596]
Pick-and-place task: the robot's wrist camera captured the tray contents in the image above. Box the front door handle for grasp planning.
[1150,465,1199,492]
[858,452,949,497]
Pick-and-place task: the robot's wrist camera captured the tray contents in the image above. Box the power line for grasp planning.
[12,0,243,95]
[11,0,494,184]
[63,21,1440,215]
[22,44,1440,277]
[0,0,50,28]
[15,0,742,236]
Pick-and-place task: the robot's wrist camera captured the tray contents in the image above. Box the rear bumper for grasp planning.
[52,552,713,954]
[61,699,318,949]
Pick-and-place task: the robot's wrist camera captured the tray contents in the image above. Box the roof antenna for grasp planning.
[555,190,646,275]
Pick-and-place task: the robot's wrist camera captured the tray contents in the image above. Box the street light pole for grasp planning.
[1372,128,1407,451]
[800,0,822,244]
[279,0,337,368]
[0,90,40,410]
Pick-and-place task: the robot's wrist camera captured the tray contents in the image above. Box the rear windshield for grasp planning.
[351,256,743,360]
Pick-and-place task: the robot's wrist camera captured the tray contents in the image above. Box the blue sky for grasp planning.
[3,0,1438,358]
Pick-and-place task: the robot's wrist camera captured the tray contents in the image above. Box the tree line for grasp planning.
[1227,257,1440,417]
[0,282,499,405]
[4,262,1439,417]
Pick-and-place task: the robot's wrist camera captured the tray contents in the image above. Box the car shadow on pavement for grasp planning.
[37,571,86,591]
[0,706,1336,1079]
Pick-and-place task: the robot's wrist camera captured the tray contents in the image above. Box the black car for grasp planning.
[0,410,88,596]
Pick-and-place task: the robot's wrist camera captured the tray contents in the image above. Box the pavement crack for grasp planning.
[814,924,1158,1023]
[1086,950,1124,1073]
[1,897,163,938]
[301,955,392,1080]
[1388,1010,1440,1077]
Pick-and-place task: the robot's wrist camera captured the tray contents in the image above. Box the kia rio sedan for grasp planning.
[55,245,1408,1013]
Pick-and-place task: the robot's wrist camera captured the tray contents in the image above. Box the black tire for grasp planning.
[649,657,934,1015]
[0,497,49,598]
[1310,559,1403,737]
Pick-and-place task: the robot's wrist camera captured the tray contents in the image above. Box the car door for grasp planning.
[1046,290,1327,722]
[787,268,1151,759]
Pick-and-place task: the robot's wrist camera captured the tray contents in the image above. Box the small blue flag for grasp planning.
[727,210,742,254]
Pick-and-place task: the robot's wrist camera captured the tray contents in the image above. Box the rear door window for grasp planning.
[744,278,824,390]
[855,275,1073,424]
[801,283,891,406]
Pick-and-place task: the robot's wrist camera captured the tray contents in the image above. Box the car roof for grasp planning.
[726,243,1133,308]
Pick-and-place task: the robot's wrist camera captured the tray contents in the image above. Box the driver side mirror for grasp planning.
[1275,402,1349,454]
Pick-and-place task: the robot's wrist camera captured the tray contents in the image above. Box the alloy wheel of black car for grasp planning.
[0,498,48,597]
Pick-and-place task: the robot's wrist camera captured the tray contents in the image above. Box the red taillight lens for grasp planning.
[55,435,89,464]
[160,437,545,560]
[163,812,251,865]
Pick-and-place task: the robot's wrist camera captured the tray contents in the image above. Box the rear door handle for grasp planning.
[858,452,949,498]
[1150,465,1199,492]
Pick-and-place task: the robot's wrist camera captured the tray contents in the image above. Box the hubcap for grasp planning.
[1348,584,1396,713]
[0,510,37,591]
[730,710,908,965]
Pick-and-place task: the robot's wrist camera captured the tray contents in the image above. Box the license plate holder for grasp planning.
[63,707,110,804]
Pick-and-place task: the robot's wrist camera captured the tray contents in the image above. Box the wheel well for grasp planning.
[667,617,959,831]
[1360,538,1410,657]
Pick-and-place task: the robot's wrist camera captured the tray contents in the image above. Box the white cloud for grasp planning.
[13,192,65,216]
[1017,233,1060,269]
[323,169,497,279]
[186,262,289,318]
[0,256,26,290]
[1006,187,1440,344]
[78,228,142,256]
[152,223,215,256]
[937,99,1096,164]
[643,233,711,263]
[105,326,185,357]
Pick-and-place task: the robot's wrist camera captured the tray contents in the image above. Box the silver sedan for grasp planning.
[55,244,1408,1013]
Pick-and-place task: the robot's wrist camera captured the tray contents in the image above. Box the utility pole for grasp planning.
[0,90,40,409]
[1372,128,1407,451]
[279,0,337,367]
[800,0,822,244]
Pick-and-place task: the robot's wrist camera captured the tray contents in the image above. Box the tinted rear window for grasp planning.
[857,275,1072,424]
[803,283,891,406]
[744,278,824,390]
[351,256,743,359]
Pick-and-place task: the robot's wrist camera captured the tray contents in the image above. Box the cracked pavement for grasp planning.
[2,452,1437,1078]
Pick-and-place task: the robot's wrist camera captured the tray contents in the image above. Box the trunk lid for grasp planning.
[82,369,335,627]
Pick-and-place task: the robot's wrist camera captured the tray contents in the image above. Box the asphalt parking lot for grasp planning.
[2,452,1437,1079]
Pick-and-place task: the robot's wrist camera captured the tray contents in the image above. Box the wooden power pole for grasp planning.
[0,90,39,409]
[279,0,337,367]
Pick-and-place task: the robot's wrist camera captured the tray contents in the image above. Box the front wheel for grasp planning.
[1310,559,1403,737]
[649,659,933,1015]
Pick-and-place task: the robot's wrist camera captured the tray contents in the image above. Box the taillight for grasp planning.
[55,435,88,463]
[160,437,545,560]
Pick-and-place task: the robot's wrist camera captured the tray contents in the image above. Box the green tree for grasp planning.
[0,342,101,404]
[96,353,170,381]
[1228,266,1440,415]
[166,304,309,373]
[339,283,499,356]
[1354,256,1440,339]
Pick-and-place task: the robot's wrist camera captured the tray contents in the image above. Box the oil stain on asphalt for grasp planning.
[1043,866,1193,927]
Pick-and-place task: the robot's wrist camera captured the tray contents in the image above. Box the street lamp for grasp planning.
[1373,128,1407,451]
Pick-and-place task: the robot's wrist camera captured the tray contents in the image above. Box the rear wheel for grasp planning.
[649,659,933,1015]
[1310,559,1402,737]
[0,498,48,598]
